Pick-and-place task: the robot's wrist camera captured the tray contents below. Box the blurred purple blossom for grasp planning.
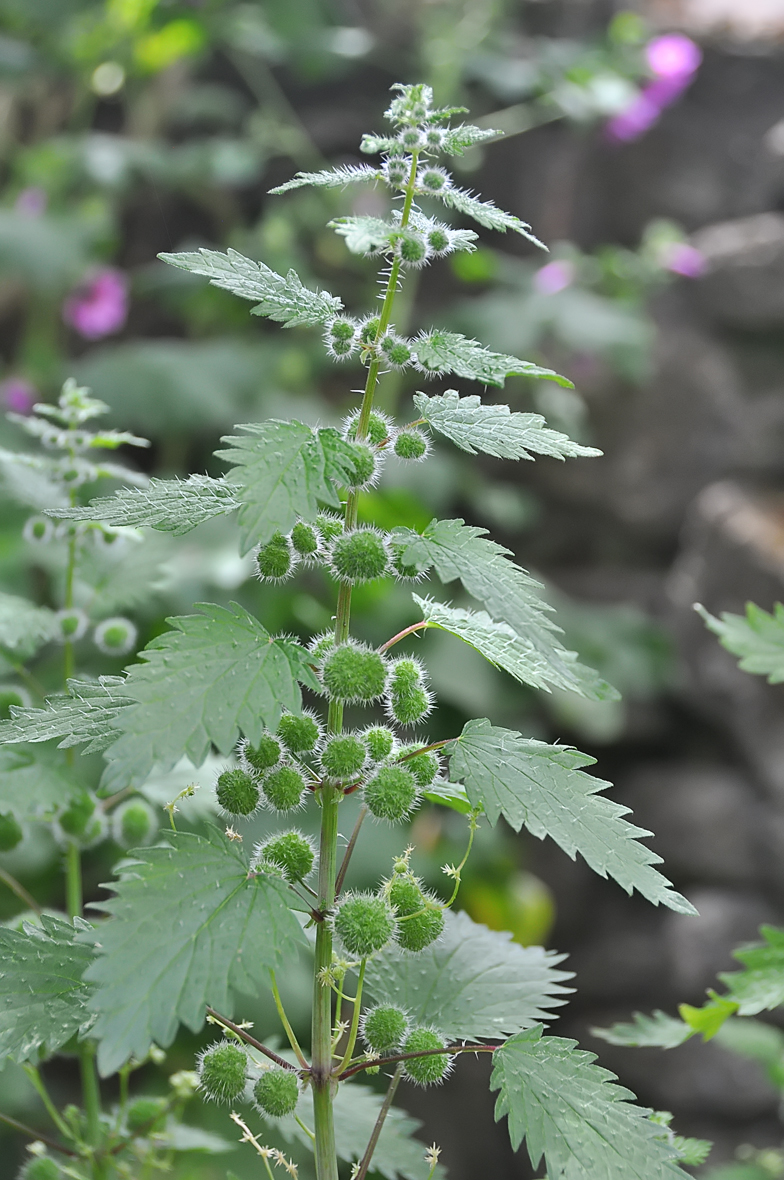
[533,259,575,295]
[15,187,47,217]
[606,32,702,144]
[661,242,707,278]
[0,377,36,414]
[62,268,129,340]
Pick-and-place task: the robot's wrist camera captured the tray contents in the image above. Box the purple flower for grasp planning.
[0,377,37,414]
[646,34,702,83]
[533,259,575,295]
[605,92,661,143]
[661,242,707,278]
[62,268,129,340]
[15,187,47,217]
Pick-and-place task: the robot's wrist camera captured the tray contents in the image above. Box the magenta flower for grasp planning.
[0,376,36,414]
[62,268,129,340]
[15,187,47,217]
[533,259,575,295]
[606,32,702,144]
[646,34,702,82]
[660,242,707,278]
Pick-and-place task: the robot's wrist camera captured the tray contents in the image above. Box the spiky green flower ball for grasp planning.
[333,893,395,958]
[362,1005,409,1053]
[329,317,357,343]
[330,529,390,584]
[112,799,157,848]
[399,127,423,149]
[309,631,336,663]
[364,726,395,762]
[20,1157,61,1180]
[418,167,450,193]
[359,317,381,345]
[396,901,444,952]
[386,659,431,726]
[320,734,366,780]
[290,522,320,559]
[427,226,450,252]
[380,335,412,368]
[383,160,408,187]
[398,747,440,787]
[393,430,429,461]
[216,769,260,817]
[262,765,305,812]
[258,830,315,882]
[0,687,26,720]
[389,547,421,581]
[388,874,424,915]
[364,765,418,822]
[126,1096,167,1134]
[424,127,445,150]
[322,643,387,703]
[256,532,293,581]
[316,513,343,543]
[253,1068,299,1118]
[244,734,281,773]
[0,812,22,852]
[402,1027,450,1086]
[58,793,96,838]
[398,233,427,265]
[277,712,320,754]
[345,442,378,488]
[345,410,391,448]
[198,1041,248,1103]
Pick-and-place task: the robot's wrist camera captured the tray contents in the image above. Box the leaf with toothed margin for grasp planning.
[448,719,696,915]
[435,185,546,247]
[413,337,572,389]
[414,390,600,457]
[269,165,381,195]
[50,475,240,535]
[697,602,784,684]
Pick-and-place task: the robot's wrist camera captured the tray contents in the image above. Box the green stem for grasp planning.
[270,970,309,1068]
[0,1111,77,1157]
[0,866,41,913]
[23,1067,72,1140]
[336,959,366,1075]
[310,149,420,1180]
[65,840,82,920]
[65,837,103,1161]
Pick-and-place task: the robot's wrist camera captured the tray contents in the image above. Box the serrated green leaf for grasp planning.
[441,124,500,155]
[414,595,615,700]
[84,827,306,1075]
[449,719,695,914]
[678,991,738,1039]
[103,603,319,789]
[414,390,599,459]
[0,591,59,657]
[697,602,784,684]
[216,421,358,553]
[422,779,472,813]
[392,519,608,701]
[276,1082,442,1180]
[329,215,395,255]
[269,164,381,195]
[0,677,132,754]
[0,746,86,820]
[366,909,572,1040]
[673,1136,711,1167]
[719,926,784,1014]
[157,248,341,326]
[591,1010,693,1050]
[490,1027,686,1179]
[52,475,239,535]
[413,336,572,389]
[0,914,96,1065]
[436,185,545,247]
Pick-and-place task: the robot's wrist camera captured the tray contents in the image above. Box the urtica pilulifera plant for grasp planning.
[0,84,706,1180]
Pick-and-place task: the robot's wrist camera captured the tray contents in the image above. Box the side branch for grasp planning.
[337,1042,500,1080]
[378,621,428,654]
[0,1111,77,1157]
[205,1007,304,1072]
[353,1063,403,1180]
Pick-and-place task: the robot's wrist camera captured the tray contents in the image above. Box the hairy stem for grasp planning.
[310,150,420,1180]
[378,620,428,653]
[0,866,41,914]
[353,1064,403,1180]
[65,837,103,1160]
[338,1042,500,1081]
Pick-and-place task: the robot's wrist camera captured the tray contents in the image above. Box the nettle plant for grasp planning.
[0,84,704,1180]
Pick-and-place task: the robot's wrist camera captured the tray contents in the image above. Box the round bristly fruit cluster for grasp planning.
[388,871,444,952]
[112,798,157,848]
[216,768,260,817]
[364,764,419,822]
[361,1004,409,1053]
[198,1041,248,1103]
[385,657,432,726]
[253,1067,300,1118]
[333,892,395,958]
[255,830,315,882]
[320,733,367,781]
[329,527,391,584]
[402,1026,452,1086]
[321,641,388,703]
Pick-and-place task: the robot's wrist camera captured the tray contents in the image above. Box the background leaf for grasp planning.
[414,390,597,457]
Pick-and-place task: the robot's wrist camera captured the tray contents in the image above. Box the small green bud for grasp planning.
[424,127,445,150]
[427,227,450,254]
[363,726,395,762]
[126,1096,167,1135]
[112,799,157,848]
[418,167,451,194]
[402,1027,450,1086]
[396,902,444,952]
[94,616,137,656]
[0,812,22,852]
[276,712,321,754]
[359,317,381,346]
[198,1041,248,1104]
[389,547,421,581]
[329,317,357,343]
[398,127,424,149]
[316,513,344,543]
[393,429,429,461]
[320,734,366,781]
[388,874,425,915]
[330,528,390,584]
[290,521,321,560]
[58,792,96,838]
[345,442,378,488]
[20,1157,61,1180]
[344,410,391,447]
[216,769,260,817]
[243,734,281,773]
[23,515,54,545]
[255,532,294,582]
[0,687,27,720]
[386,658,431,727]
[262,764,306,812]
[253,1068,299,1118]
[333,893,395,958]
[322,642,388,703]
[383,159,408,187]
[55,608,88,643]
[362,1004,409,1053]
[257,830,315,882]
[380,334,412,368]
[398,747,440,787]
[364,766,418,822]
[308,631,336,663]
[398,233,428,266]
